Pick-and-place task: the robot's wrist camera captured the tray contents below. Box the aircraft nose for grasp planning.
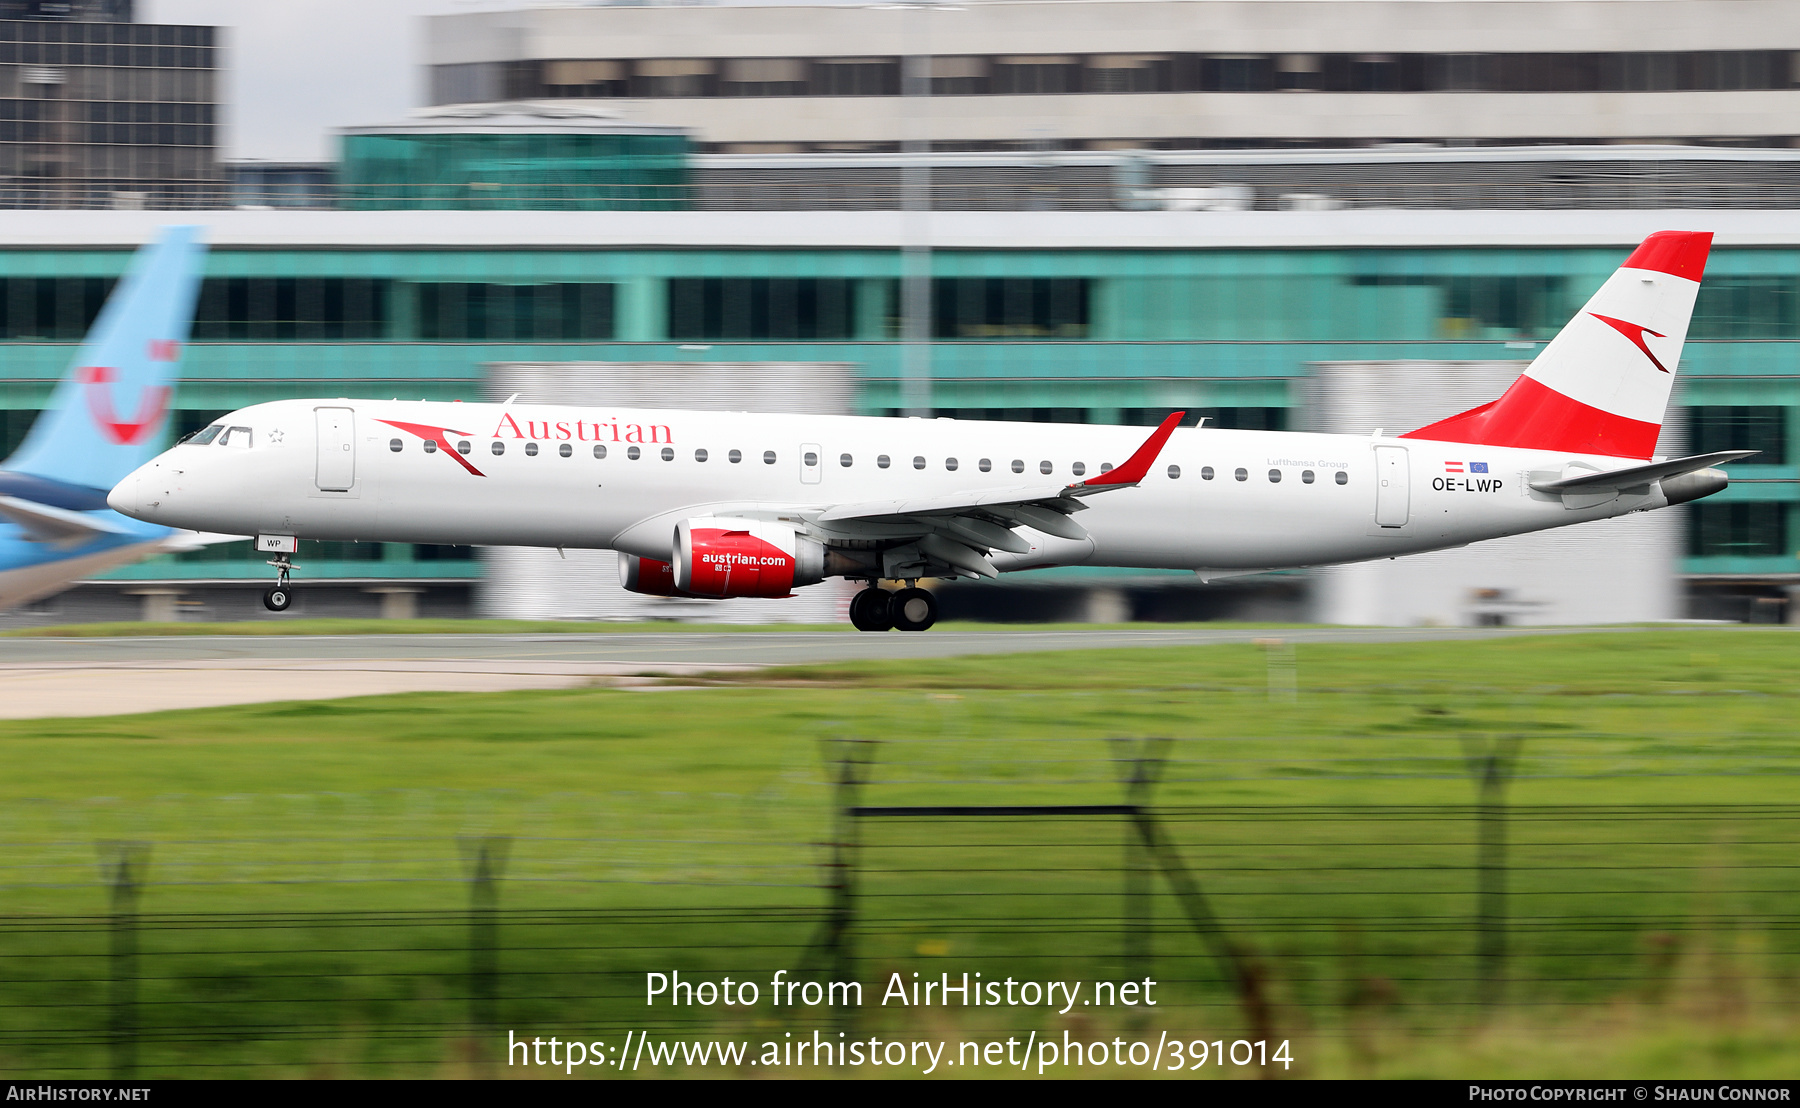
[107,467,149,519]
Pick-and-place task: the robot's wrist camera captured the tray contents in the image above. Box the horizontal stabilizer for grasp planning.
[1528,449,1757,493]
[0,495,130,547]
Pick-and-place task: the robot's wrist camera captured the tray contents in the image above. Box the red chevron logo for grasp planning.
[1589,313,1671,374]
[376,418,486,477]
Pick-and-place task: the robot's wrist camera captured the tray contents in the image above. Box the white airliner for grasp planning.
[108,231,1747,632]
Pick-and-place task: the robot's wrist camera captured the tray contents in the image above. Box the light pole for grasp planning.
[880,2,963,418]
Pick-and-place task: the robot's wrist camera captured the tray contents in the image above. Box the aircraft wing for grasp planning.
[806,412,1186,578]
[0,495,131,548]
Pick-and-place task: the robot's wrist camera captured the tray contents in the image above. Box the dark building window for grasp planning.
[1688,501,1788,557]
[990,57,1081,95]
[1691,278,1800,339]
[1688,406,1787,465]
[192,278,390,341]
[0,276,115,339]
[1121,407,1288,431]
[1087,55,1174,93]
[433,49,1800,106]
[933,278,1090,338]
[413,544,474,561]
[1352,274,1568,338]
[415,283,615,341]
[814,59,899,96]
[667,277,855,340]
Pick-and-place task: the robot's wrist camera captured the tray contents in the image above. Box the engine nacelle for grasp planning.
[673,517,824,598]
[619,555,687,597]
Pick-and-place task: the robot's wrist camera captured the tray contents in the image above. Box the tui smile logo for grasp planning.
[78,365,169,445]
[1589,313,1671,373]
[377,418,486,477]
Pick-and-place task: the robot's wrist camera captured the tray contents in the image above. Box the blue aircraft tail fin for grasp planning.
[4,225,207,492]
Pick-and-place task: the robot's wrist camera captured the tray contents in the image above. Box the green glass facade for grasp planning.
[338,132,690,210]
[2,239,1795,584]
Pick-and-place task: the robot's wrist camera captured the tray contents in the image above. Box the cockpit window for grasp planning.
[182,424,223,446]
[218,426,253,449]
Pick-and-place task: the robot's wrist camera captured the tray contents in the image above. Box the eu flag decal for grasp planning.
[1469,462,1489,473]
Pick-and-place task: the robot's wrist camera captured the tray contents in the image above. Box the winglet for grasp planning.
[1079,411,1185,489]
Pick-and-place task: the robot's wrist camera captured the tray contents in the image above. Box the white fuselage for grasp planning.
[108,398,1672,577]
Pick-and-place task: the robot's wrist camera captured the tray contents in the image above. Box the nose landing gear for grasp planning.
[263,554,296,612]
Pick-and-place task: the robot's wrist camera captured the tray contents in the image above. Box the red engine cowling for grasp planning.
[619,555,686,597]
[673,517,825,598]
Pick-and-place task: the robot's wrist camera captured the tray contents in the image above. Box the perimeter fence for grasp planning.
[3,735,1799,1076]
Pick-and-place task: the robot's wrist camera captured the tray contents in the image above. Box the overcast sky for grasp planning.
[146,0,528,161]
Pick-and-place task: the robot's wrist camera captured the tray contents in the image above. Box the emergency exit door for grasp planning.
[315,407,356,491]
[800,443,822,484]
[1374,445,1410,528]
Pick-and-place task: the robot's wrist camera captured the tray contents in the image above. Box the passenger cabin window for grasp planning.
[594,444,607,459]
[1201,466,1214,480]
[763,450,776,464]
[728,449,742,463]
[1268,468,1281,483]
[877,455,891,469]
[628,446,641,460]
[1168,464,1181,479]
[1039,460,1053,475]
[979,458,992,472]
[525,442,539,456]
[1302,469,1315,484]
[840,453,853,467]
[424,439,438,454]
[695,448,708,462]
[913,456,926,470]
[804,451,818,466]
[560,444,572,457]
[1235,468,1248,481]
[1335,471,1349,485]
[491,441,505,455]
[945,457,959,471]
[1011,460,1025,473]
[184,424,223,446]
[458,440,472,454]
[1072,462,1086,477]
[661,446,674,461]
[219,426,253,449]
[389,438,403,452]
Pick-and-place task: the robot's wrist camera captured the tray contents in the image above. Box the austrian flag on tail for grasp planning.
[1403,230,1712,460]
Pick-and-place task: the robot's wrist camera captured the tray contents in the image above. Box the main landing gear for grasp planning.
[849,583,938,633]
[263,554,295,613]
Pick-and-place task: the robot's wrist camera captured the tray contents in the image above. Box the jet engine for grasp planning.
[619,555,687,597]
[673,517,825,598]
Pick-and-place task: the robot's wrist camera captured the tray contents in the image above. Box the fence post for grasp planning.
[98,841,148,1080]
[1111,738,1170,991]
[821,739,874,1019]
[458,835,511,1065]
[1462,734,1522,1012]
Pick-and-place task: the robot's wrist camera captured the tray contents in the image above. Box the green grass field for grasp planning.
[3,628,1799,1078]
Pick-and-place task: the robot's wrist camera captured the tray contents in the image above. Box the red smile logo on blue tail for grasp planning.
[78,365,170,445]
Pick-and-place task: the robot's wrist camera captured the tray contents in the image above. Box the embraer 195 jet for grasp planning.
[109,231,1747,632]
